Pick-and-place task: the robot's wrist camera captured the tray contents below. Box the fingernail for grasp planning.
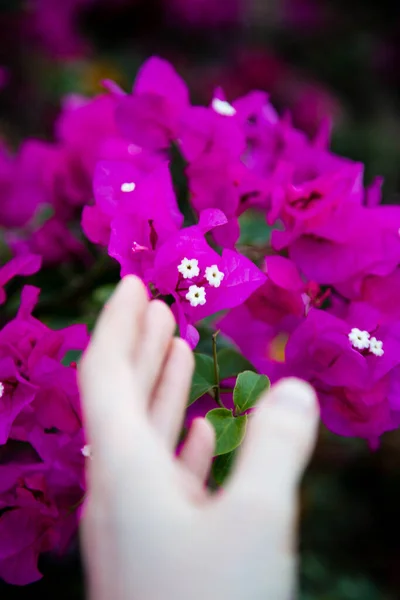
[274,377,317,413]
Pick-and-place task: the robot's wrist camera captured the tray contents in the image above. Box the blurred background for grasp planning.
[1,0,400,598]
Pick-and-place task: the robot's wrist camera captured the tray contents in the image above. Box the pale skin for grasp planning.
[78,275,319,600]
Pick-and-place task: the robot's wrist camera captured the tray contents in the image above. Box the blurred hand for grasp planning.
[79,276,319,600]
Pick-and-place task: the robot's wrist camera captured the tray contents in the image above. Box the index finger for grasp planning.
[78,276,149,453]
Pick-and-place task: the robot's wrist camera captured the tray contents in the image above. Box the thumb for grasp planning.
[225,378,319,521]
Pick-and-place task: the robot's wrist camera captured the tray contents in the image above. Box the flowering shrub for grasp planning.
[1,55,400,584]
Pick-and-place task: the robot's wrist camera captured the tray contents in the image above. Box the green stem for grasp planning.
[212,330,224,408]
[220,387,234,394]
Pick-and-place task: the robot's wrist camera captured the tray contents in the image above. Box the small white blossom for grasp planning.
[178,258,200,279]
[369,337,384,357]
[121,182,136,193]
[348,328,370,350]
[212,98,236,117]
[186,285,206,307]
[205,265,224,288]
[0,381,4,398]
[81,444,93,459]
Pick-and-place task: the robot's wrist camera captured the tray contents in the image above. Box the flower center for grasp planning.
[178,258,200,279]
[369,337,384,357]
[121,182,136,193]
[205,265,224,288]
[348,328,370,350]
[186,285,206,307]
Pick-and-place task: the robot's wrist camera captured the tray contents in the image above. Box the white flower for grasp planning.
[212,98,236,117]
[121,182,136,192]
[81,444,93,459]
[348,328,370,350]
[369,337,384,357]
[178,258,200,279]
[0,381,4,398]
[205,265,224,288]
[186,285,206,307]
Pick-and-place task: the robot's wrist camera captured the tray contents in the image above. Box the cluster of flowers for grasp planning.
[0,285,88,585]
[1,55,400,584]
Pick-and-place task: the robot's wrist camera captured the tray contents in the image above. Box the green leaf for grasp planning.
[212,450,237,486]
[233,371,270,414]
[195,325,235,355]
[218,348,256,381]
[206,408,247,455]
[188,353,216,406]
[239,210,272,245]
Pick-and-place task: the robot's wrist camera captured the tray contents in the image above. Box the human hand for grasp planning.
[79,276,319,600]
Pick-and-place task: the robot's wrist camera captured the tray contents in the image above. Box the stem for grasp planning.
[149,283,160,299]
[220,387,234,394]
[212,330,224,408]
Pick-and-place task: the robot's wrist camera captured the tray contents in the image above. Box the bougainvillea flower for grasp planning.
[284,305,400,441]
[364,176,384,208]
[180,102,245,163]
[115,57,190,152]
[218,256,306,377]
[0,505,56,585]
[56,93,120,176]
[187,154,241,248]
[343,268,400,324]
[0,458,84,585]
[271,164,363,248]
[0,358,38,446]
[0,286,88,445]
[151,211,266,346]
[0,255,42,305]
[28,0,93,58]
[90,159,183,278]
[285,205,400,288]
[218,303,291,381]
[8,217,89,267]
[17,94,130,228]
[246,256,305,324]
[181,102,258,247]
[81,204,112,246]
[16,140,89,219]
